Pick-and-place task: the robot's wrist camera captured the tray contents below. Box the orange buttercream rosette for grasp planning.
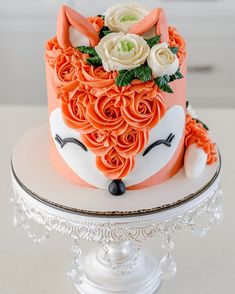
[185,114,217,165]
[168,26,186,65]
[96,148,135,180]
[87,16,104,33]
[46,36,167,179]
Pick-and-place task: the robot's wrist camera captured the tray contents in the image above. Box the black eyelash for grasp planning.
[143,133,175,156]
[55,134,88,152]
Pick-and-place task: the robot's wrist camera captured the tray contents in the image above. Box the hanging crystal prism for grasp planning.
[67,237,85,285]
[160,235,177,280]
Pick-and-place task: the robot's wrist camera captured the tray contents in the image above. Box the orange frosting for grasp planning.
[121,82,166,129]
[169,26,186,65]
[185,114,217,165]
[87,16,104,33]
[78,61,115,88]
[115,127,149,158]
[81,127,149,158]
[45,37,62,68]
[86,95,128,136]
[81,130,116,156]
[61,95,95,134]
[96,148,135,180]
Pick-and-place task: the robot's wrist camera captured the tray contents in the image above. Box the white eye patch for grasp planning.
[124,105,185,186]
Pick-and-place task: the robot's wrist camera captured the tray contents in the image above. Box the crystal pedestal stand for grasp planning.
[10,124,222,294]
[11,173,222,294]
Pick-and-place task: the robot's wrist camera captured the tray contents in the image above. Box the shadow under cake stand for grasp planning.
[11,125,223,294]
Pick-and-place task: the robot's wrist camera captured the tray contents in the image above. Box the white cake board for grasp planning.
[11,124,222,294]
[11,124,221,218]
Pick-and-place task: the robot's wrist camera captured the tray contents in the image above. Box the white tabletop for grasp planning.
[0,105,234,294]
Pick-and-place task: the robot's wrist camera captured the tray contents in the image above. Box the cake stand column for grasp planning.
[68,238,162,294]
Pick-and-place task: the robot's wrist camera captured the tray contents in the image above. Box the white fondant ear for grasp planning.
[184,144,207,179]
[69,26,90,47]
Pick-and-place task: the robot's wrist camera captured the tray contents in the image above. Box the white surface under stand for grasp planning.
[11,125,223,294]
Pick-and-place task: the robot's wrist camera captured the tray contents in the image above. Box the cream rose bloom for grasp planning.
[105,3,150,33]
[95,32,150,72]
[147,43,179,78]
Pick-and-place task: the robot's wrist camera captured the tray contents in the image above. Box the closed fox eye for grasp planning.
[55,134,87,152]
[143,133,175,156]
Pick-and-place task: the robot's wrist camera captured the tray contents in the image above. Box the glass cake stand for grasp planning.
[10,125,223,294]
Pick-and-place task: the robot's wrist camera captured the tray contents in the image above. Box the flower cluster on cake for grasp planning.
[45,3,217,196]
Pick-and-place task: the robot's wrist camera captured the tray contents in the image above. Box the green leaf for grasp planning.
[115,70,135,87]
[86,55,102,66]
[77,46,97,56]
[169,68,184,82]
[194,118,209,131]
[154,76,173,93]
[169,47,179,54]
[99,26,112,39]
[133,65,152,82]
[145,35,161,48]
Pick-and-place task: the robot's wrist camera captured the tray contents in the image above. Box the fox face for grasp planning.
[50,105,185,190]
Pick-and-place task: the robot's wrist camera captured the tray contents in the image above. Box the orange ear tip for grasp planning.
[60,5,68,11]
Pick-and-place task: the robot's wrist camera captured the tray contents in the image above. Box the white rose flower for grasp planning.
[147,42,179,78]
[95,32,150,72]
[105,3,150,33]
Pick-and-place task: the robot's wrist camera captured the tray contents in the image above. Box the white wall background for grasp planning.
[0,0,235,106]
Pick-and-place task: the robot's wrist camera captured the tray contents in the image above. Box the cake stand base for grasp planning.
[75,241,160,294]
[10,125,222,294]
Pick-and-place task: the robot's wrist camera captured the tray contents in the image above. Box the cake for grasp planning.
[45,3,217,196]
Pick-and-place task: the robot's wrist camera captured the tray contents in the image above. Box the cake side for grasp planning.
[45,3,217,195]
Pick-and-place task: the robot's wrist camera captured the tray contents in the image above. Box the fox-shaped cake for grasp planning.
[45,4,217,195]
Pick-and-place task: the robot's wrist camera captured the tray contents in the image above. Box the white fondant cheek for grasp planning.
[50,109,108,189]
[184,144,207,179]
[69,26,90,47]
[124,105,185,186]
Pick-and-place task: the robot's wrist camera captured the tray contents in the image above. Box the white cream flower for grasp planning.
[147,43,179,78]
[105,3,150,33]
[95,32,150,72]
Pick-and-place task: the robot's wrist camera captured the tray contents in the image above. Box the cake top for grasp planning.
[47,3,186,90]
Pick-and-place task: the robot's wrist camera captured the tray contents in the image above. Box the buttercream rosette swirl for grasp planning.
[185,114,217,165]
[121,83,165,129]
[96,148,135,180]
[87,16,104,33]
[168,26,186,65]
[61,93,95,134]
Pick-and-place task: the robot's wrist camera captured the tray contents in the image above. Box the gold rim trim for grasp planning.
[11,152,221,218]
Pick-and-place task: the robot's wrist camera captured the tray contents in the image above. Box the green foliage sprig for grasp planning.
[144,35,161,48]
[154,68,184,93]
[115,65,152,87]
[77,46,102,66]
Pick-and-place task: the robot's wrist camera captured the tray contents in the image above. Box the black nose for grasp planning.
[108,180,126,196]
